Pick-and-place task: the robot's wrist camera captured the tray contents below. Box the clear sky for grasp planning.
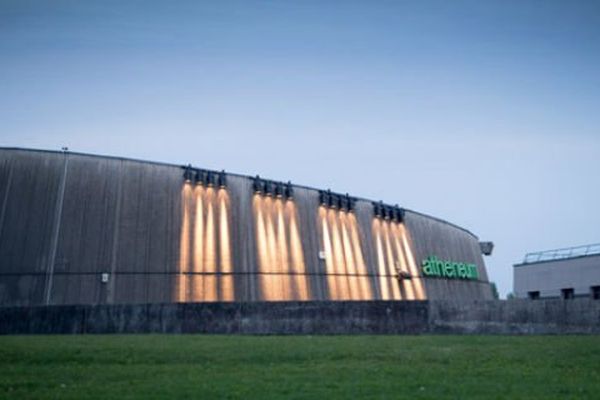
[1,0,599,297]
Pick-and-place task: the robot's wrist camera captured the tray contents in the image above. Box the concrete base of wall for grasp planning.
[1,299,599,335]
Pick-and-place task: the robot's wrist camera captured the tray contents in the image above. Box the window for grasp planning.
[591,286,600,300]
[561,288,574,300]
[528,291,540,300]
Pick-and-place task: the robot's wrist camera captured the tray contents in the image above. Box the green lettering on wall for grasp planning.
[420,256,479,281]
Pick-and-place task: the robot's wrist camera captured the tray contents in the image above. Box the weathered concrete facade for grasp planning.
[1,299,598,335]
[514,253,600,299]
[0,148,493,306]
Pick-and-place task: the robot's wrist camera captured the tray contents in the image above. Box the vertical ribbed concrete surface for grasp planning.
[0,148,493,305]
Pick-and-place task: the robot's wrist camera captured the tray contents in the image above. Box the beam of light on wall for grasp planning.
[320,206,338,300]
[390,223,415,300]
[204,188,217,274]
[264,197,281,299]
[177,184,234,303]
[218,189,234,301]
[202,188,218,301]
[287,201,309,300]
[275,199,289,299]
[254,195,310,301]
[373,219,391,300]
[254,194,273,300]
[192,186,205,301]
[340,212,360,300]
[319,208,370,301]
[328,208,350,299]
[177,184,193,302]
[372,218,426,301]
[348,214,372,300]
[383,222,402,300]
[399,223,426,300]
[276,199,295,300]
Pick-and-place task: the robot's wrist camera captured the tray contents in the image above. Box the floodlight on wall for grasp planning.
[373,202,382,218]
[319,189,357,212]
[253,176,263,194]
[384,205,392,220]
[346,194,356,212]
[253,177,295,201]
[391,206,404,223]
[206,171,216,187]
[372,201,404,223]
[284,182,294,200]
[195,169,205,186]
[183,165,193,183]
[319,190,329,206]
[218,170,227,188]
[275,183,284,198]
[265,181,275,197]
[330,194,338,209]
[340,195,348,212]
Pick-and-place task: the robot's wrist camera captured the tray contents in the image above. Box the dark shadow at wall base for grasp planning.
[0,299,598,335]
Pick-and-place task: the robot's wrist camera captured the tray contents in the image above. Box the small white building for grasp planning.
[513,243,600,300]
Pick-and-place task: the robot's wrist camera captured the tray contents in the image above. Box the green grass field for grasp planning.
[1,335,599,399]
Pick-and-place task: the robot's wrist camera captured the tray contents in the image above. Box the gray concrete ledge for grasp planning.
[0,299,598,335]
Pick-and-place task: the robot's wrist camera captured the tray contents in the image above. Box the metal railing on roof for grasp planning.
[523,243,600,264]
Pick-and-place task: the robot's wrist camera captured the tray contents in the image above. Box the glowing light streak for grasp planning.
[320,206,338,300]
[391,222,415,300]
[255,195,272,300]
[382,221,402,300]
[253,196,310,301]
[340,212,359,300]
[329,209,349,299]
[204,188,216,275]
[218,189,233,300]
[373,219,390,300]
[178,184,234,303]
[178,184,192,302]
[191,186,205,301]
[399,224,426,300]
[264,197,281,299]
[349,214,372,300]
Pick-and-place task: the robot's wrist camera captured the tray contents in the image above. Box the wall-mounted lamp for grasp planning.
[319,190,329,206]
[183,165,193,183]
[218,170,227,188]
[253,175,263,194]
[275,183,284,198]
[285,181,294,199]
[195,169,205,186]
[253,177,294,201]
[206,171,216,187]
[330,194,338,209]
[181,164,228,192]
[319,190,357,212]
[346,194,356,213]
[372,201,404,223]
[340,196,348,212]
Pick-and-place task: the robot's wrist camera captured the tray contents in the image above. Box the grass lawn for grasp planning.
[1,335,599,399]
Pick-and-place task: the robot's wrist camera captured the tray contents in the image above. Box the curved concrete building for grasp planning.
[0,148,492,306]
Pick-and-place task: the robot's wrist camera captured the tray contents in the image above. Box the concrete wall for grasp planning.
[404,211,492,301]
[514,255,600,298]
[0,148,492,306]
[0,299,598,334]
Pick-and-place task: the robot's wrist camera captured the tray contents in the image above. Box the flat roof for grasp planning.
[515,243,600,267]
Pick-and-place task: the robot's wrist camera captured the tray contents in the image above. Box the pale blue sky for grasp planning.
[1,0,599,296]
